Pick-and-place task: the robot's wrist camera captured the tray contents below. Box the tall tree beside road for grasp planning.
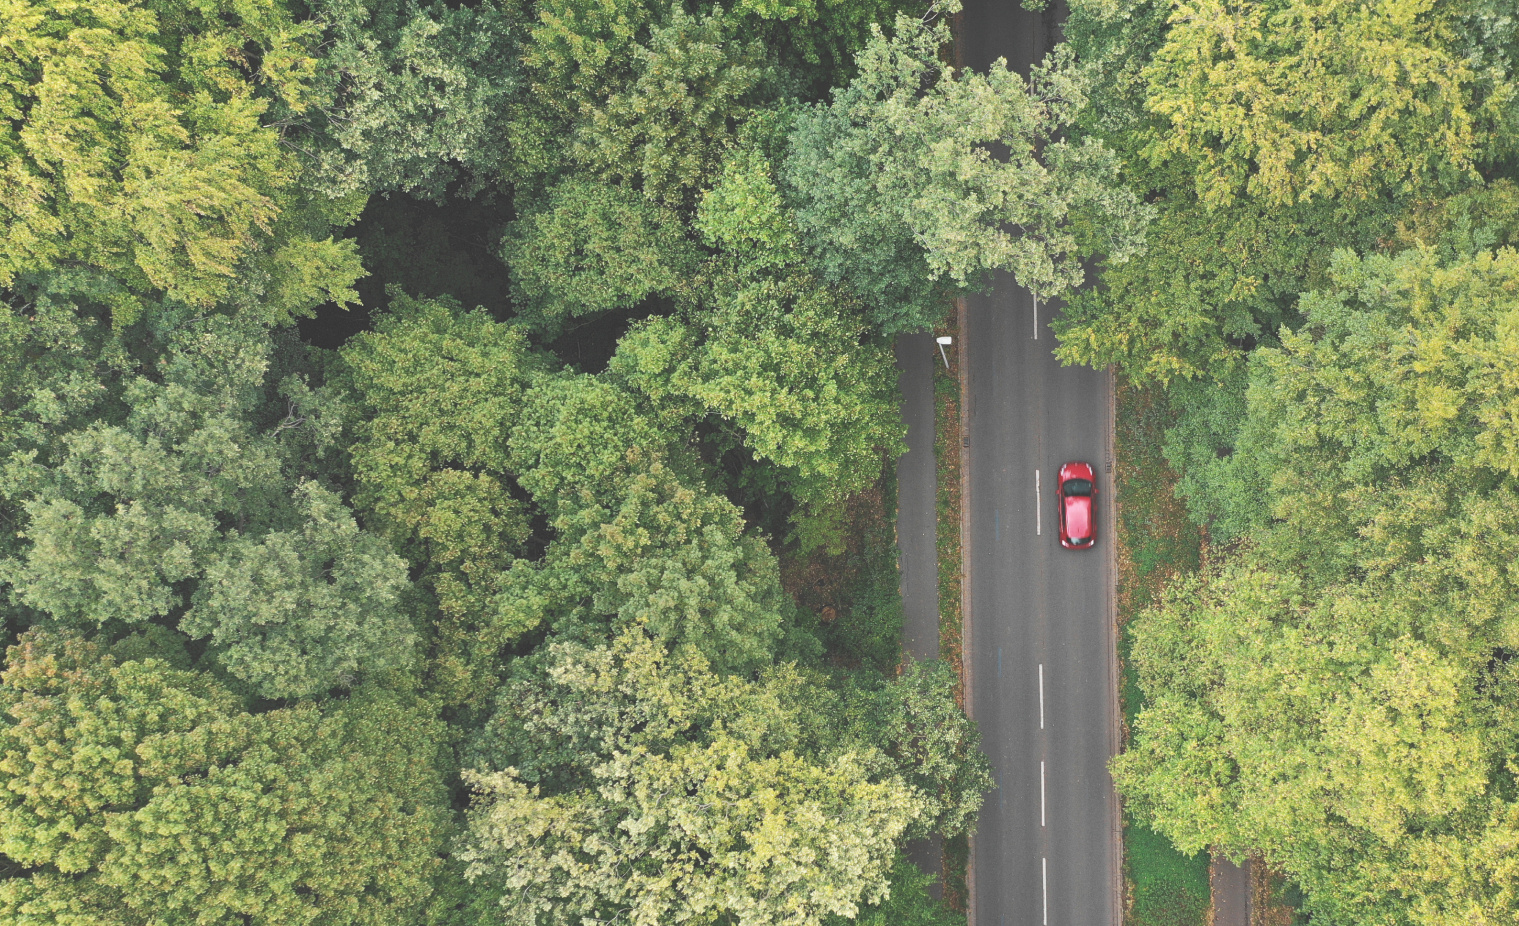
[1054,0,1519,386]
[1141,0,1515,208]
[501,371,792,672]
[611,271,903,551]
[1114,246,1519,925]
[461,629,987,926]
[785,1,1151,333]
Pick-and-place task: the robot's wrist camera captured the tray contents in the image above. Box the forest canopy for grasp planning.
[1058,0,1519,921]
[4,0,1514,919]
[0,0,1021,921]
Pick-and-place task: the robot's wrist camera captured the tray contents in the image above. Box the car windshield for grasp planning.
[1063,478,1093,497]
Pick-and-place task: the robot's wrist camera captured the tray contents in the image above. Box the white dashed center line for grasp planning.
[1039,663,1045,729]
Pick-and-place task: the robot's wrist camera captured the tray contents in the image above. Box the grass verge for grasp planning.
[933,309,970,914]
[1113,376,1209,926]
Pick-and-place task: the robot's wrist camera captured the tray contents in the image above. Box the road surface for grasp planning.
[957,5,1123,920]
[897,331,941,665]
[897,330,946,893]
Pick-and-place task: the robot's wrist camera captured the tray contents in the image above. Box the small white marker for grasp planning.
[1043,857,1049,925]
[1041,760,1046,827]
[1039,663,1045,729]
[1035,469,1041,535]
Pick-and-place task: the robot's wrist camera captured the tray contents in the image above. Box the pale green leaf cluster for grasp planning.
[461,631,983,926]
[786,8,1151,330]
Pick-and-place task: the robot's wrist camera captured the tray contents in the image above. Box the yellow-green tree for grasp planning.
[0,630,452,926]
[1115,246,1519,924]
[461,630,989,926]
[0,0,364,324]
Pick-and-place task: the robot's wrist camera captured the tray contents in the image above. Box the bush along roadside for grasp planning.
[1113,377,1210,926]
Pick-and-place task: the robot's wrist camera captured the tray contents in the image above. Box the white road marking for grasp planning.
[1033,298,1039,340]
[1039,663,1045,729]
[1043,857,1049,925]
[1041,760,1046,827]
[1035,470,1041,535]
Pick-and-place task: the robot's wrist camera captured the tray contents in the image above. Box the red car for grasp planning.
[1057,461,1097,550]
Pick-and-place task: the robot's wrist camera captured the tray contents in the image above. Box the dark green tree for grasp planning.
[0,315,412,698]
[501,180,699,335]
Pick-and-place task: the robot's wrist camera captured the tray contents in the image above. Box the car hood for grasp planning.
[1065,495,1092,540]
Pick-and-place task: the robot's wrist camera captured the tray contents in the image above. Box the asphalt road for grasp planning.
[964,266,1120,925]
[957,2,1121,923]
[897,331,941,664]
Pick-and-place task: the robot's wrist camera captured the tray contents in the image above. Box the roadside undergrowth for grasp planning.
[779,474,902,674]
[1113,377,1209,926]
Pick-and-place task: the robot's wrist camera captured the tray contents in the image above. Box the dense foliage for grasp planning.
[0,0,1010,920]
[9,0,1507,916]
[1060,0,1519,921]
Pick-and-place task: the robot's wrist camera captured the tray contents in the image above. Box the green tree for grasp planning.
[0,629,452,926]
[576,7,771,205]
[0,0,365,324]
[304,0,521,200]
[0,315,412,698]
[502,179,699,335]
[1140,0,1515,208]
[1114,246,1519,925]
[875,660,994,841]
[785,4,1150,332]
[696,144,805,270]
[507,0,771,202]
[1050,197,1368,386]
[338,293,543,703]
[826,853,966,926]
[460,630,932,926]
[1234,246,1519,561]
[501,373,789,672]
[611,272,903,550]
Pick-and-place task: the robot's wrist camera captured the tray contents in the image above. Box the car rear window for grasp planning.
[1063,478,1093,496]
